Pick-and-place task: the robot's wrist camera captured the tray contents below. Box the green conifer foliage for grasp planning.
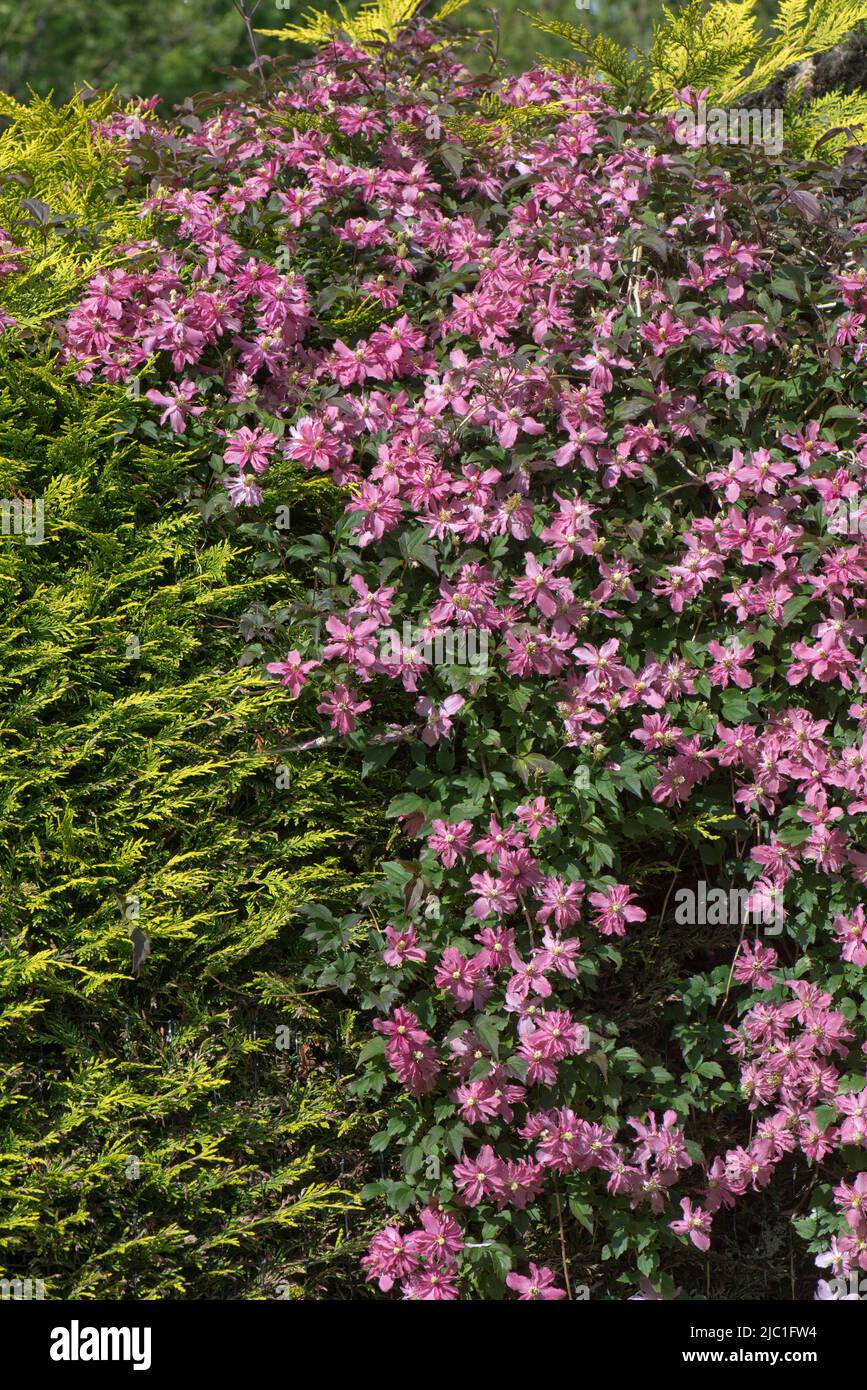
[0,340,395,1296]
[0,342,393,1297]
[0,92,395,1293]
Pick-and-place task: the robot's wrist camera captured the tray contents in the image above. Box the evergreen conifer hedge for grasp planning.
[0,94,394,1299]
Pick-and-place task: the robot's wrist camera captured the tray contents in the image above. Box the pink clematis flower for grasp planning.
[834,904,867,967]
[670,1197,713,1252]
[383,925,427,969]
[506,1263,567,1300]
[316,684,371,734]
[415,693,465,745]
[266,649,320,697]
[146,379,205,433]
[223,425,278,473]
[588,884,646,937]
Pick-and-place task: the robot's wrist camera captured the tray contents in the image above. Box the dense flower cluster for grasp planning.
[57,29,867,1299]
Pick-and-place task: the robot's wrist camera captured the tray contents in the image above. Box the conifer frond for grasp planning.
[0,91,150,322]
[0,333,395,1293]
[259,0,469,48]
[260,0,426,49]
[442,93,566,149]
[528,0,867,136]
[524,15,647,96]
[784,86,867,154]
[434,0,471,19]
[725,0,867,102]
[647,0,760,97]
